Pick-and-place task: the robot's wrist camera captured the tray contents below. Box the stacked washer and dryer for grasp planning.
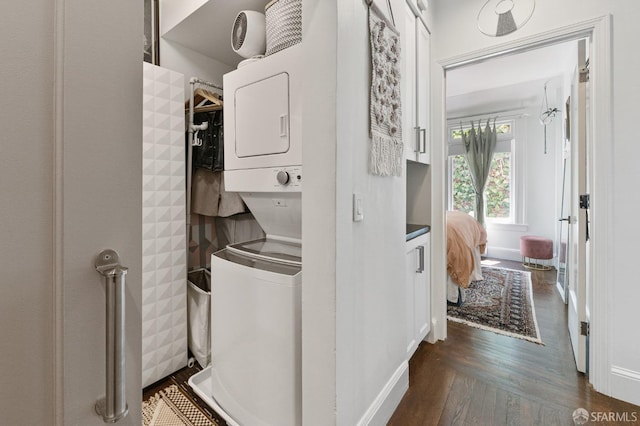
[189,43,303,426]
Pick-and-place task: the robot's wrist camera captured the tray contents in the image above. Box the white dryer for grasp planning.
[223,43,302,176]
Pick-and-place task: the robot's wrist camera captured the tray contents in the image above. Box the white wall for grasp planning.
[159,39,233,96]
[432,0,640,405]
[160,0,207,35]
[335,0,408,424]
[0,2,54,423]
[301,0,409,424]
[489,111,560,261]
[159,0,234,95]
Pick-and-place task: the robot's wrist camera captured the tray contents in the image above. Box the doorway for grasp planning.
[444,37,581,355]
[433,16,614,393]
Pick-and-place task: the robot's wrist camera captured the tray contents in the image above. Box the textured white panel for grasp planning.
[142,62,187,388]
[143,109,155,127]
[155,112,171,129]
[170,144,184,161]
[142,239,156,256]
[142,223,156,240]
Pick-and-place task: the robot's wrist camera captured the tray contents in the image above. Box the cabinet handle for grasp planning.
[420,128,427,154]
[414,126,421,153]
[280,114,288,137]
[416,245,425,273]
[95,249,129,423]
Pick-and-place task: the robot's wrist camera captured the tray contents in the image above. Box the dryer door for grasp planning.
[235,72,290,158]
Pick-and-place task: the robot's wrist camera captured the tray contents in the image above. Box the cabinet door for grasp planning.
[414,237,431,342]
[401,4,417,163]
[405,245,417,357]
[235,72,290,157]
[416,20,430,164]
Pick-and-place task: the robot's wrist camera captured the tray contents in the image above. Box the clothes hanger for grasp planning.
[184,88,223,113]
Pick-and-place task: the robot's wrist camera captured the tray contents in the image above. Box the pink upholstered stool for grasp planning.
[520,235,553,271]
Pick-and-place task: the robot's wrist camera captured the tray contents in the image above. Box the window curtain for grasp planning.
[461,120,497,226]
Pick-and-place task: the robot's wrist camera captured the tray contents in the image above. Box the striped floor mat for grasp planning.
[142,384,218,426]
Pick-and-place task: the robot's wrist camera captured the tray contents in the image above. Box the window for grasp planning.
[447,120,517,224]
[450,122,512,140]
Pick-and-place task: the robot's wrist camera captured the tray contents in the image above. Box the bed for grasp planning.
[446,211,487,305]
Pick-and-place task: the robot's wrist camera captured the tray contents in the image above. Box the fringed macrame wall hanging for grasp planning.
[367,0,403,177]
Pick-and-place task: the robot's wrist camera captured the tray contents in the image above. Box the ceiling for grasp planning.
[162,0,270,67]
[446,40,579,112]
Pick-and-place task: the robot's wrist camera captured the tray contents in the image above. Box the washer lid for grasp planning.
[226,237,301,266]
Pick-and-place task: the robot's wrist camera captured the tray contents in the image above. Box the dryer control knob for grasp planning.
[276,170,290,185]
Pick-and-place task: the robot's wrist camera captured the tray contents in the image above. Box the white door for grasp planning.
[414,236,431,341]
[405,244,418,356]
[567,40,589,374]
[416,20,430,164]
[57,1,142,424]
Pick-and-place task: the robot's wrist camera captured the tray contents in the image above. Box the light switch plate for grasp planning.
[353,193,364,222]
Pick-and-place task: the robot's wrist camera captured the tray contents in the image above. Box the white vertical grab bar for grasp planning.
[95,249,129,423]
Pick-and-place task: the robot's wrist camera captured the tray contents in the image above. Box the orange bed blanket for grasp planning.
[446,211,487,288]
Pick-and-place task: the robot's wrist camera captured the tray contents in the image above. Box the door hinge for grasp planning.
[580,59,590,82]
[579,194,590,209]
[580,321,590,336]
[579,67,589,83]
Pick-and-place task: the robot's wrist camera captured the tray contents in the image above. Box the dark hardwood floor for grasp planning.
[388,258,640,426]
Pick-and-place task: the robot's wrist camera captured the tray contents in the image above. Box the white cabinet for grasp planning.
[416,21,430,164]
[401,2,430,164]
[405,233,431,358]
[401,4,416,163]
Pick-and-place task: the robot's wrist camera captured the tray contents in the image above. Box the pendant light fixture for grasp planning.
[477,0,535,37]
[539,82,559,154]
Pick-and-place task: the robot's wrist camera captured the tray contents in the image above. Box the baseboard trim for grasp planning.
[356,361,409,426]
[610,365,640,406]
[486,246,558,266]
[426,318,439,343]
[485,247,521,262]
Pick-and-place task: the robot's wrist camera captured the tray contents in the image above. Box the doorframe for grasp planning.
[431,15,612,394]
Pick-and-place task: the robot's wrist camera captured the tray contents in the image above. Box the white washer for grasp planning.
[213,238,301,426]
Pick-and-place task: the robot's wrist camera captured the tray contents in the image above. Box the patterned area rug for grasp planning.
[447,266,543,344]
[143,384,218,426]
